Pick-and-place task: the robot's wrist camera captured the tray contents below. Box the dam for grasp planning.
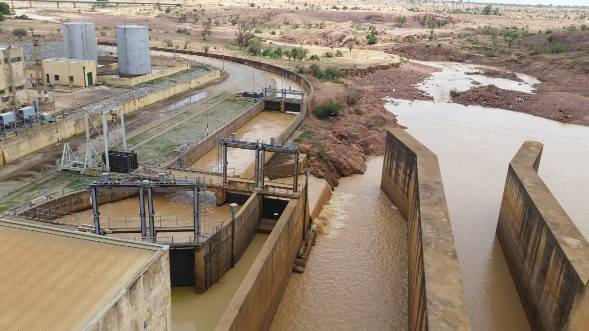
[3,44,588,331]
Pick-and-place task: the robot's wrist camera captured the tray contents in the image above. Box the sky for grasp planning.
[461,0,588,6]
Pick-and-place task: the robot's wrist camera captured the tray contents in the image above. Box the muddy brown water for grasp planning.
[172,234,268,330]
[191,111,296,174]
[271,157,408,330]
[386,96,589,330]
[54,191,233,240]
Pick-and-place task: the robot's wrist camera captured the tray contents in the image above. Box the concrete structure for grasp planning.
[380,128,471,331]
[99,57,189,87]
[63,22,97,61]
[0,46,27,112]
[0,219,171,330]
[116,25,151,76]
[0,68,221,166]
[497,141,589,331]
[216,186,308,330]
[43,58,97,87]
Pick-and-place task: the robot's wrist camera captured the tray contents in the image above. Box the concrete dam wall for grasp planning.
[380,128,471,331]
[216,186,308,330]
[496,141,589,331]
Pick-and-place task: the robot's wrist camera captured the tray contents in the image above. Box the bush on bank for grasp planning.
[314,100,342,119]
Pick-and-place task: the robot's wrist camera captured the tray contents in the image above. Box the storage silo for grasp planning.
[63,22,97,61]
[116,25,151,76]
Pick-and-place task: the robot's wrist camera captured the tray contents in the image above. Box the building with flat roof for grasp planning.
[43,58,97,88]
[0,219,171,331]
[0,46,27,112]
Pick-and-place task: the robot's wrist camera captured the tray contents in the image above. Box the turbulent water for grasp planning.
[271,157,408,330]
[384,62,589,330]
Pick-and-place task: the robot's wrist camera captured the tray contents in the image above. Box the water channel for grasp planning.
[383,62,589,330]
[271,157,408,330]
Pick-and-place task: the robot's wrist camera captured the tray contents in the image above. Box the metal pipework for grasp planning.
[147,186,155,240]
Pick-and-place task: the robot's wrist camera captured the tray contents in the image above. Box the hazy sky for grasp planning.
[463,0,588,6]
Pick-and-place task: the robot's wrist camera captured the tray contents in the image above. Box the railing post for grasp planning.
[147,186,156,240]
[90,185,101,235]
[139,182,147,239]
[193,185,201,238]
[293,151,299,192]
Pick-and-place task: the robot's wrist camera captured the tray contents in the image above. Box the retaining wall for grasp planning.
[194,192,262,293]
[169,101,265,167]
[85,246,171,331]
[215,188,308,330]
[20,188,137,221]
[380,128,471,331]
[0,69,222,166]
[496,141,589,331]
[99,63,190,87]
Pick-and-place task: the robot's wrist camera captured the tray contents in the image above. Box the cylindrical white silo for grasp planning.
[116,25,151,76]
[63,22,97,61]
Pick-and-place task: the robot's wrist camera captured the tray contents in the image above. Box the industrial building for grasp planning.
[63,22,97,61]
[0,46,27,112]
[0,219,171,330]
[43,58,97,87]
[116,24,151,76]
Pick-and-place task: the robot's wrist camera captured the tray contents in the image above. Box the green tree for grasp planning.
[0,2,10,15]
[502,26,519,48]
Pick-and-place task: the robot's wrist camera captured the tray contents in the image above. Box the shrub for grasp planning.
[323,51,334,58]
[324,66,341,80]
[366,33,377,45]
[335,50,344,57]
[314,100,341,119]
[176,28,190,35]
[345,88,362,105]
[309,54,320,61]
[247,37,262,55]
[12,28,27,37]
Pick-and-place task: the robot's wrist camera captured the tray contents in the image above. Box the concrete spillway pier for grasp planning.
[380,128,471,330]
[497,141,589,331]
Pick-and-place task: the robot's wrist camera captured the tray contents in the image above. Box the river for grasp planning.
[271,157,408,330]
[383,62,589,330]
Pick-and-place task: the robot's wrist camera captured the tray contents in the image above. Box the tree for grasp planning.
[201,18,212,40]
[235,20,254,49]
[502,26,519,48]
[366,32,377,45]
[247,37,262,55]
[481,5,494,15]
[0,2,10,16]
[345,39,354,52]
[202,45,209,54]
